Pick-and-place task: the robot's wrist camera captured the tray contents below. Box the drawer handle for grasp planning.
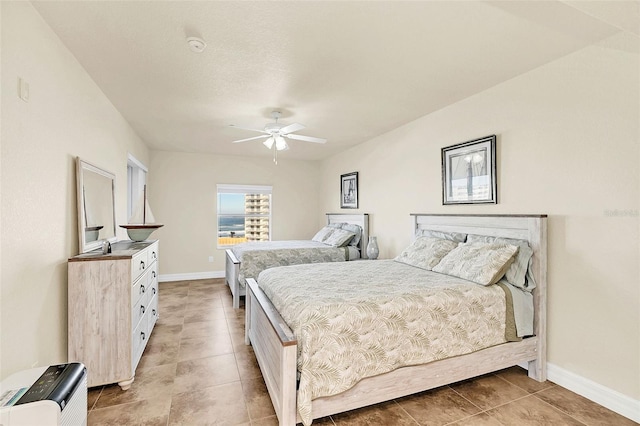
[141,331,146,341]
[152,271,156,278]
[140,260,145,270]
[141,285,146,294]
[152,309,157,317]
[140,305,145,315]
[152,287,156,295]
[152,251,157,259]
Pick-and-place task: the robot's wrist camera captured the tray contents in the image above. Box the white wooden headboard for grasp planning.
[411,213,548,379]
[326,213,370,259]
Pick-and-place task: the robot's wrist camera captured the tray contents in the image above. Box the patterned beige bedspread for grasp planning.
[258,260,508,425]
[232,241,348,288]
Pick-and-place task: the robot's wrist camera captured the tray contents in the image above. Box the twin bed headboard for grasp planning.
[326,213,370,259]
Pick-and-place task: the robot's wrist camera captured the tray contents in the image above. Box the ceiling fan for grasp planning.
[230,111,327,155]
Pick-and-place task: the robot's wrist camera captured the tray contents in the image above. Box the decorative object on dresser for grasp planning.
[120,184,164,242]
[68,240,159,390]
[366,236,379,259]
[75,158,117,254]
[340,172,358,209]
[442,135,497,205]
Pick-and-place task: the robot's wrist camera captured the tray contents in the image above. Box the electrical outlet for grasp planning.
[208,256,214,263]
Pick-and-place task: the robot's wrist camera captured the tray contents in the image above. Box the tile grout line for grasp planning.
[528,389,591,426]
[391,399,422,425]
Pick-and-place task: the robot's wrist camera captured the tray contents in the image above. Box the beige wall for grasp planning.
[148,151,321,276]
[320,33,639,400]
[0,2,149,378]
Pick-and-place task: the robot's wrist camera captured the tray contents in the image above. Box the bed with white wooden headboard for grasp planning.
[225,213,369,308]
[245,213,547,425]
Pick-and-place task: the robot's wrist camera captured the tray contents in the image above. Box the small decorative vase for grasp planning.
[366,236,379,260]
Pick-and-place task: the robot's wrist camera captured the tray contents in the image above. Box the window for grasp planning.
[217,184,272,247]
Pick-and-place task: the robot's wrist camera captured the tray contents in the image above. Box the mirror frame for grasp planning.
[76,157,117,253]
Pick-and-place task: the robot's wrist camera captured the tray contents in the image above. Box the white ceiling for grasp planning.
[32,1,639,161]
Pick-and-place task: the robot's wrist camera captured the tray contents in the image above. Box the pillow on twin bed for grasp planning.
[312,226,336,243]
[466,234,535,291]
[394,237,459,271]
[327,222,346,229]
[432,242,519,286]
[324,228,356,247]
[417,229,467,243]
[341,223,362,247]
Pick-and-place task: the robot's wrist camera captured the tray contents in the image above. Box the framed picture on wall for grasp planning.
[340,172,358,209]
[442,135,497,205]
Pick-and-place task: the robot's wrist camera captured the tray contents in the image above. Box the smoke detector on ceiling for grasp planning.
[186,37,207,53]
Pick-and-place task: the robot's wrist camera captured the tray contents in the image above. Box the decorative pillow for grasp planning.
[324,228,356,247]
[327,222,346,229]
[312,226,335,243]
[417,229,467,243]
[432,242,519,286]
[394,237,459,271]
[341,223,362,247]
[466,235,535,291]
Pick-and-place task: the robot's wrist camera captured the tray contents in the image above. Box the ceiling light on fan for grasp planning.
[275,136,288,151]
[263,136,288,150]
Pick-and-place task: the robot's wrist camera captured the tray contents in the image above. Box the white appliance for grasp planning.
[0,363,87,426]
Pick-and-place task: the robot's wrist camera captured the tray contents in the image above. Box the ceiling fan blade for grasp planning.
[279,122,305,135]
[285,134,327,144]
[229,124,268,134]
[232,135,270,143]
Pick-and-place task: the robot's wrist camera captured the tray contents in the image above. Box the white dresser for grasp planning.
[67,240,159,390]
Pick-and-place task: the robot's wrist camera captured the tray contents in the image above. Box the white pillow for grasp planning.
[312,226,335,243]
[394,237,459,271]
[466,235,535,291]
[432,242,519,286]
[341,223,362,247]
[324,228,356,247]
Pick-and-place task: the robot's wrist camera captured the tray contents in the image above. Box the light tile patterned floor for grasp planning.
[86,278,636,425]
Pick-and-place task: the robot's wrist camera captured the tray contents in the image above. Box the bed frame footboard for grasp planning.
[246,278,297,425]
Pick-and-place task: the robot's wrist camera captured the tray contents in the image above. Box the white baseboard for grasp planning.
[517,362,640,423]
[158,270,225,282]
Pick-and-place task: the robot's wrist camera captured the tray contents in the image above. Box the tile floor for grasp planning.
[87,278,636,426]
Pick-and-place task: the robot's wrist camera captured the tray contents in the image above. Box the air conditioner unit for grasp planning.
[0,363,87,426]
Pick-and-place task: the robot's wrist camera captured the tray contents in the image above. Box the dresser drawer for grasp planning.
[132,315,148,371]
[146,269,158,304]
[131,295,148,332]
[147,293,159,335]
[131,271,148,308]
[147,242,159,266]
[131,249,148,282]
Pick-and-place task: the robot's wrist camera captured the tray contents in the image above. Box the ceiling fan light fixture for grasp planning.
[263,137,274,149]
[275,136,288,151]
